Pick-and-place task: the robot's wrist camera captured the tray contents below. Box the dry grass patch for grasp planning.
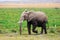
[0,33,60,40]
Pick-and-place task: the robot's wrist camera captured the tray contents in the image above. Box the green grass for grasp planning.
[0,8,60,33]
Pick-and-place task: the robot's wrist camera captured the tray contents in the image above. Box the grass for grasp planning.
[0,8,60,40]
[0,8,60,34]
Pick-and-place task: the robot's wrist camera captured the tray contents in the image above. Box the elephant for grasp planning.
[18,9,48,35]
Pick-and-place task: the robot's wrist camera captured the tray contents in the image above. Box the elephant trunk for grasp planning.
[20,23,22,35]
[18,17,24,35]
[18,20,23,35]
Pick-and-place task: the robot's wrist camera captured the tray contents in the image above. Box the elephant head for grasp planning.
[18,9,33,34]
[18,9,35,23]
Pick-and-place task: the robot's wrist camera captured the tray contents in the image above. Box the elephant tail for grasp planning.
[46,21,49,30]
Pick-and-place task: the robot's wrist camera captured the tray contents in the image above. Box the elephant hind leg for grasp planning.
[42,23,47,34]
[43,26,47,34]
[40,27,43,34]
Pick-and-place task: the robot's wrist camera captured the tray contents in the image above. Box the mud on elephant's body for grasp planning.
[18,10,48,35]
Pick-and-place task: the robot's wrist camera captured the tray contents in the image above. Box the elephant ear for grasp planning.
[28,11,36,22]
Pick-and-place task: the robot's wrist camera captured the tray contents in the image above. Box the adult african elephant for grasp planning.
[18,9,48,35]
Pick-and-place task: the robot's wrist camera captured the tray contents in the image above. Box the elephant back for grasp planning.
[28,11,47,22]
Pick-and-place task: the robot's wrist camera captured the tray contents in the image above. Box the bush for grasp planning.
[11,29,17,33]
[56,28,60,33]
[0,30,2,34]
[49,28,56,33]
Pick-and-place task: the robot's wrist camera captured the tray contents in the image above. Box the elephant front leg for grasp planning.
[32,26,38,33]
[27,23,31,35]
[32,21,38,34]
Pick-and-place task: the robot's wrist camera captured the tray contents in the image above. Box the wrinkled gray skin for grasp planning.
[18,10,48,35]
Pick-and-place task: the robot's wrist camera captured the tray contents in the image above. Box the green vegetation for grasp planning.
[0,8,60,33]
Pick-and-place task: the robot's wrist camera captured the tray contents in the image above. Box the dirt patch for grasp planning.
[0,33,60,40]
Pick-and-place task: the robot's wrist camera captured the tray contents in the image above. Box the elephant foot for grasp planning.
[29,34,31,35]
[40,33,43,34]
[40,32,43,34]
[35,31,38,33]
[40,32,47,34]
[45,32,47,34]
[33,30,38,33]
[28,32,31,35]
